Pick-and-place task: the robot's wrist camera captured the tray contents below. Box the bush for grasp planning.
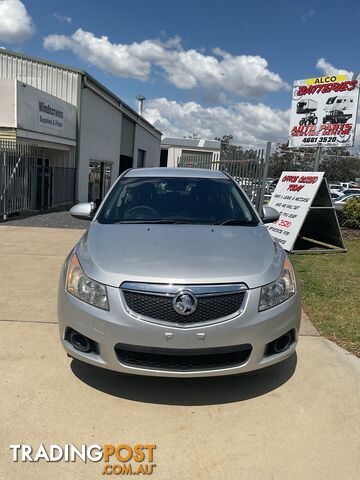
[340,197,360,229]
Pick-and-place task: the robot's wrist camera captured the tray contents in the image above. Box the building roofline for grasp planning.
[0,47,86,74]
[161,136,221,150]
[0,47,162,136]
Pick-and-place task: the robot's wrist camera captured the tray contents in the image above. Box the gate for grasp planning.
[177,142,271,213]
[0,141,77,220]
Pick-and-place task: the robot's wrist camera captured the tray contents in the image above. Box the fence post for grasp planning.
[314,146,321,171]
[257,141,271,214]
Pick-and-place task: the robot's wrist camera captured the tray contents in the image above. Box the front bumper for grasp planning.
[58,269,301,378]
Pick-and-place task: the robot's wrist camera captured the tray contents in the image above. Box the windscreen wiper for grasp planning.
[217,219,256,226]
[114,219,186,224]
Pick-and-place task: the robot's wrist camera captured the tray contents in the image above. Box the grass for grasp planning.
[292,239,360,357]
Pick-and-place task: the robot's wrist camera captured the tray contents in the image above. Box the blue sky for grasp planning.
[0,0,358,146]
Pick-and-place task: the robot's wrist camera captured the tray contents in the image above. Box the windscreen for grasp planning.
[97,177,258,225]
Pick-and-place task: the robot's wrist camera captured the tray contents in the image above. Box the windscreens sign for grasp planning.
[38,100,64,131]
[16,81,76,141]
[289,75,359,148]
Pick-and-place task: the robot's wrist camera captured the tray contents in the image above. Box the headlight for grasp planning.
[66,254,109,310]
[259,256,296,311]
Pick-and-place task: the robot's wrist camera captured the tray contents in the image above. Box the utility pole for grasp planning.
[314,146,321,171]
[136,95,146,116]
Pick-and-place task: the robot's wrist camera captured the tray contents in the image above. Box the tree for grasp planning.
[267,142,360,181]
[215,134,245,160]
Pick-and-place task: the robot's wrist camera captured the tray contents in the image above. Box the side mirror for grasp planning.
[262,205,280,224]
[69,202,95,220]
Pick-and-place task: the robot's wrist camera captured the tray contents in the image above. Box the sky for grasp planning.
[0,0,359,147]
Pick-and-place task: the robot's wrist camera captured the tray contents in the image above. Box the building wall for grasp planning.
[134,124,161,168]
[0,79,16,127]
[0,51,80,105]
[166,146,183,167]
[0,51,162,204]
[164,146,220,167]
[77,87,122,202]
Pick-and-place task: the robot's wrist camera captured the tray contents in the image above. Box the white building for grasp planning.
[0,48,161,214]
[160,137,221,167]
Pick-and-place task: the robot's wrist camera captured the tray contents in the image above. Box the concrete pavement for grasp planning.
[0,226,359,480]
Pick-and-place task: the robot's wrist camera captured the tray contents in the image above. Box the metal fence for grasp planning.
[178,143,271,213]
[267,146,360,181]
[178,141,360,228]
[267,145,360,229]
[0,141,76,220]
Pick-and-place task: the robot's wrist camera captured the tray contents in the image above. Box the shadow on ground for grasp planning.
[70,354,297,406]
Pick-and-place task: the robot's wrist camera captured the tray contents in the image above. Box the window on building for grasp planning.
[160,149,168,167]
[88,161,112,205]
[137,149,146,168]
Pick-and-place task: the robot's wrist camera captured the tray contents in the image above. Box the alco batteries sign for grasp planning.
[289,75,359,148]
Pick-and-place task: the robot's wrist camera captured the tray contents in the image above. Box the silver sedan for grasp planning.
[333,193,360,211]
[58,168,301,377]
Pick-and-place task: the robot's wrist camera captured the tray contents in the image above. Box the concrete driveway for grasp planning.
[0,226,359,480]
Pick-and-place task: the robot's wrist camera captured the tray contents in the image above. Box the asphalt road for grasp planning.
[1,210,88,229]
[0,226,359,480]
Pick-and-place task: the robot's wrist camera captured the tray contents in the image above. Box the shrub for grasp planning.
[340,197,360,229]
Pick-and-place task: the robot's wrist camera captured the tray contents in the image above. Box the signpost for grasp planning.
[289,74,359,148]
[267,171,345,253]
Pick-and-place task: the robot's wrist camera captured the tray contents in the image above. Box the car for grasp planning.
[340,182,357,189]
[58,168,301,378]
[268,178,279,194]
[341,188,360,196]
[329,184,345,196]
[328,183,343,191]
[333,194,360,211]
[330,192,342,200]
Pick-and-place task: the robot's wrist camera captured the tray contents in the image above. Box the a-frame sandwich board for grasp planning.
[267,171,346,254]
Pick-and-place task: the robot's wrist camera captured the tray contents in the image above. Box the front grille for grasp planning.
[122,290,245,325]
[115,343,252,371]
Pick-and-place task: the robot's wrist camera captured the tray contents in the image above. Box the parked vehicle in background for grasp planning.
[340,182,358,189]
[268,178,279,193]
[333,194,360,211]
[59,168,301,377]
[341,188,360,196]
[329,184,344,195]
[330,192,342,200]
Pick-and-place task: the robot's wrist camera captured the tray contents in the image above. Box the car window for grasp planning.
[97,177,258,225]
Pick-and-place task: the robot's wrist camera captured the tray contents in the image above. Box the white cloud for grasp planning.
[143,98,290,148]
[301,9,315,22]
[52,13,72,24]
[0,0,35,43]
[43,28,288,99]
[316,58,353,78]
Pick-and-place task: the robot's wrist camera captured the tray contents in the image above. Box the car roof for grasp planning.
[125,168,229,179]
[337,194,360,200]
